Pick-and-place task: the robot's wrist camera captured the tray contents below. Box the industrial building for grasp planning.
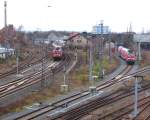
[92,24,110,34]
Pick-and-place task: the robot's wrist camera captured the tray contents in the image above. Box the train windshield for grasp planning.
[54,47,62,51]
[56,47,60,50]
[128,49,133,54]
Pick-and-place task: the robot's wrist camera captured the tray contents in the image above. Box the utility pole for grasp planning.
[41,39,45,88]
[4,1,9,60]
[89,43,97,94]
[109,33,112,63]
[89,45,93,85]
[99,20,104,79]
[16,43,20,76]
[16,43,23,77]
[63,65,66,85]
[132,75,143,118]
[138,40,141,62]
[16,27,23,77]
[82,32,88,64]
[133,75,139,117]
[131,40,143,118]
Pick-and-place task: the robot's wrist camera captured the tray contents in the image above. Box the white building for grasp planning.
[0,47,15,59]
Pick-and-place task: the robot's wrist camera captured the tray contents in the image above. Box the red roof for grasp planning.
[69,32,80,40]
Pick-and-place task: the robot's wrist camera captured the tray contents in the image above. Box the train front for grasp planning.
[126,49,136,64]
[52,47,63,61]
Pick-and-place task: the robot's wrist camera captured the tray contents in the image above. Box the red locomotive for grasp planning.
[118,46,136,64]
[51,46,63,61]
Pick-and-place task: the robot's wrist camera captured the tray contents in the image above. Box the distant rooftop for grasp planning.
[134,34,150,42]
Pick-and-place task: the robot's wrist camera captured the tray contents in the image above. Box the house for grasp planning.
[47,31,68,44]
[67,33,89,49]
[0,47,15,59]
[47,32,60,43]
[0,27,15,59]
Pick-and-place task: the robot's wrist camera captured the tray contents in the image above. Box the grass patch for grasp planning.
[0,58,5,64]
[0,87,61,115]
[92,54,119,82]
[71,65,88,83]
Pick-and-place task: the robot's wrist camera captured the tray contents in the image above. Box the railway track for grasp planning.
[0,53,72,101]
[3,60,150,119]
[45,68,149,120]
[6,64,135,120]
[92,84,150,120]
[49,83,150,120]
[0,51,44,79]
[131,102,150,120]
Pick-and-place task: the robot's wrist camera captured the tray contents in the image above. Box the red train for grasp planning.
[51,46,63,61]
[118,46,136,64]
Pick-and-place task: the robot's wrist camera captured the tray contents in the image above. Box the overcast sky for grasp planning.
[0,0,150,33]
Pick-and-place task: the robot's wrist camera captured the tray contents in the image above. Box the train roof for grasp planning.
[52,43,62,48]
[118,46,131,52]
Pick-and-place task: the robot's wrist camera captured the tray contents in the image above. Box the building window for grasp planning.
[77,40,81,43]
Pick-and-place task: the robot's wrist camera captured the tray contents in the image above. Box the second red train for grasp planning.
[118,46,136,64]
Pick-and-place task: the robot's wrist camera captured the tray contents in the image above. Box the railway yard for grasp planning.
[1,0,150,119]
[0,32,149,120]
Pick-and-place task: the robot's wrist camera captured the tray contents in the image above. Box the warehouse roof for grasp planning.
[134,34,150,43]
